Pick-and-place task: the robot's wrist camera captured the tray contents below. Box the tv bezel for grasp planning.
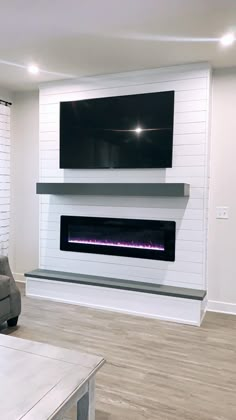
[59,90,175,170]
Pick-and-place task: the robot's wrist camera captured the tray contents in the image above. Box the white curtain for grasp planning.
[0,102,10,256]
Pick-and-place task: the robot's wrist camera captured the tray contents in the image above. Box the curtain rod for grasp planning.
[0,99,12,107]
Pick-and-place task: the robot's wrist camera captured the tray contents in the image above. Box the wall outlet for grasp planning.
[216,207,229,219]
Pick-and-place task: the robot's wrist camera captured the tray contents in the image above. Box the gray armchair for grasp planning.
[0,256,21,327]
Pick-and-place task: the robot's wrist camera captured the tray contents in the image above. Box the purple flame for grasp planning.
[68,238,165,251]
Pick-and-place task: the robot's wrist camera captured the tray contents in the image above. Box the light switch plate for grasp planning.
[216,207,229,219]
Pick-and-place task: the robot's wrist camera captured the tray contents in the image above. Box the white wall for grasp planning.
[207,68,236,313]
[39,63,210,290]
[10,91,39,279]
[0,86,12,103]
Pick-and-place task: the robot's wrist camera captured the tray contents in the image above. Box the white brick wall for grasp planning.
[0,104,10,255]
[39,63,211,290]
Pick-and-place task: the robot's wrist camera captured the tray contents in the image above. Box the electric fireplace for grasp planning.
[60,216,175,261]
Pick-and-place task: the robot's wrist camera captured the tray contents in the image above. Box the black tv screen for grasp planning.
[60,90,174,169]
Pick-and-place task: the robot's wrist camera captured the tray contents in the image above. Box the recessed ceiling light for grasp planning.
[28,64,39,74]
[135,127,142,134]
[220,32,235,47]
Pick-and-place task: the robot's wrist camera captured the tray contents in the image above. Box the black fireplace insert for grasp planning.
[60,216,175,261]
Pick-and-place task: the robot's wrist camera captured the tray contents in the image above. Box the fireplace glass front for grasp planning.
[60,216,175,261]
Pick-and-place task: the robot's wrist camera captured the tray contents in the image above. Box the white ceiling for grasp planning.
[0,0,236,91]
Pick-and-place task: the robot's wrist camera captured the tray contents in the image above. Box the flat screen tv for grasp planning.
[60,90,174,169]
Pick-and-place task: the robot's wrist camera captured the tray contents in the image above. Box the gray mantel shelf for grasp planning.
[36,182,190,197]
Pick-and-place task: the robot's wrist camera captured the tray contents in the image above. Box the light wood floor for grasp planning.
[1,284,236,420]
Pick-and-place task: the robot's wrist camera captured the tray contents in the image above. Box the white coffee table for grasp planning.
[0,334,105,419]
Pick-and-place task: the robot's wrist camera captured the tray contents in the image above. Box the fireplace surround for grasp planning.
[25,63,210,325]
[60,215,176,261]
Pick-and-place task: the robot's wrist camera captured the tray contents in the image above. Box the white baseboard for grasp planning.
[25,276,206,326]
[14,272,26,283]
[207,300,236,315]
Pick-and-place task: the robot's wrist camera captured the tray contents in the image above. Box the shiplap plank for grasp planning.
[39,87,208,107]
[39,256,203,285]
[39,166,206,179]
[39,247,203,274]
[40,198,204,214]
[40,79,207,105]
[40,65,209,95]
[40,208,203,221]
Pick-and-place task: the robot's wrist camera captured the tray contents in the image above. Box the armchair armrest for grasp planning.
[0,256,14,281]
[0,274,10,300]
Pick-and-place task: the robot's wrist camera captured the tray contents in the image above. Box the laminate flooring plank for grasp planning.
[1,284,236,420]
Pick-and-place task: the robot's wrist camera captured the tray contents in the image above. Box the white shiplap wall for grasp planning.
[0,104,10,255]
[39,63,211,290]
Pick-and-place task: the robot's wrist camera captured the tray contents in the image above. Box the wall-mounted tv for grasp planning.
[60,90,174,169]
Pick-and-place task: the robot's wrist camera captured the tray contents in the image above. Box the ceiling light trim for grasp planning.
[0,58,75,78]
[220,32,235,47]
